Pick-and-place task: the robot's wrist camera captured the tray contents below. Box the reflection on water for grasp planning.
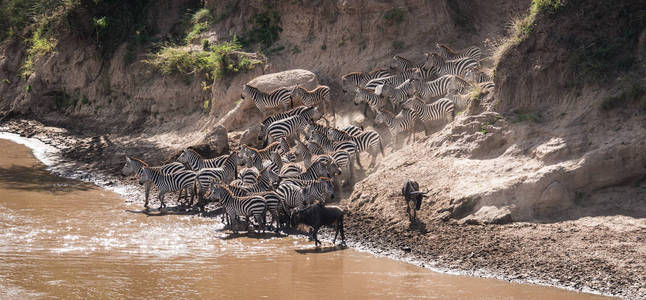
[0,138,613,299]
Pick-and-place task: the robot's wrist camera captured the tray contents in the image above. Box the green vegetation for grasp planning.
[469,84,483,101]
[146,37,261,79]
[203,99,210,113]
[494,0,563,66]
[240,11,283,50]
[392,41,405,50]
[600,79,645,111]
[564,1,646,83]
[185,8,212,45]
[512,111,541,123]
[383,8,405,25]
[447,0,475,32]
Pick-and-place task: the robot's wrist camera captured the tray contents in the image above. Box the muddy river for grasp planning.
[0,137,612,299]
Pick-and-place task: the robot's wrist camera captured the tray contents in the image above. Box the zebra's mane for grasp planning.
[436,42,458,55]
[127,156,148,167]
[186,148,204,159]
[342,71,364,79]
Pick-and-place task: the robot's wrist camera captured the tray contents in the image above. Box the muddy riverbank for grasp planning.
[1,118,644,299]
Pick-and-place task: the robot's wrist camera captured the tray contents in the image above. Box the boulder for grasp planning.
[216,69,319,131]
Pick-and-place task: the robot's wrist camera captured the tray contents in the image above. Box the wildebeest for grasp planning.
[402,179,429,222]
[290,203,345,247]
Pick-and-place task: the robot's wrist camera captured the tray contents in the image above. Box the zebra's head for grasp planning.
[139,167,151,185]
[177,149,191,164]
[401,96,422,111]
[241,84,251,99]
[374,110,387,124]
[122,156,135,176]
[291,85,304,100]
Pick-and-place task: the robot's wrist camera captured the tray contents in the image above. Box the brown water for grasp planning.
[0,138,613,299]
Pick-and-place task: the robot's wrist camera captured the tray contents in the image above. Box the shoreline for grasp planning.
[0,119,638,299]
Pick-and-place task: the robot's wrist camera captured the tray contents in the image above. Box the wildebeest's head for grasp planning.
[290,208,305,228]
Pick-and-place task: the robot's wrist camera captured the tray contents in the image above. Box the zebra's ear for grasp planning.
[126,156,131,163]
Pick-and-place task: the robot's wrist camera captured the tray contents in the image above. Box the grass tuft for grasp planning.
[145,36,262,79]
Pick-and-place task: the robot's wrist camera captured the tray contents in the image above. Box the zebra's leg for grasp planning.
[354,151,364,170]
[312,227,321,247]
[158,191,166,210]
[144,183,151,209]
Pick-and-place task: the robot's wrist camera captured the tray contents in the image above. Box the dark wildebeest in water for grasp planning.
[291,203,345,247]
[402,179,429,222]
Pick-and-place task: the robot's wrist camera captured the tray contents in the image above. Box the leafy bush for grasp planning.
[185,8,213,45]
[494,0,563,66]
[146,37,262,79]
[383,8,405,25]
[240,11,282,50]
[20,18,58,78]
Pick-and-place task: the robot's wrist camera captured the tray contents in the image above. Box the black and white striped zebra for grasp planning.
[402,96,455,135]
[281,177,335,205]
[206,183,267,233]
[266,107,321,143]
[341,124,363,136]
[269,151,303,177]
[375,108,418,146]
[238,167,260,185]
[291,86,333,121]
[241,84,292,116]
[341,69,392,92]
[414,75,471,102]
[353,87,390,114]
[139,167,197,209]
[326,128,384,168]
[291,160,340,181]
[435,43,482,62]
[177,148,229,171]
[122,157,188,205]
[465,69,491,83]
[240,142,281,169]
[307,130,359,159]
[276,183,306,215]
[219,185,281,232]
[376,79,417,109]
[194,152,239,201]
[364,70,418,91]
[258,106,310,141]
[424,53,478,78]
[390,55,425,72]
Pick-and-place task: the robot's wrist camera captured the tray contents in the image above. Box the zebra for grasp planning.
[258,106,310,141]
[307,130,359,160]
[217,184,281,232]
[206,183,267,233]
[122,156,188,205]
[353,87,390,115]
[240,142,281,169]
[276,183,306,217]
[139,167,197,209]
[194,152,239,201]
[326,127,384,168]
[465,68,491,83]
[266,107,321,143]
[177,148,229,171]
[269,151,303,177]
[291,160,340,181]
[390,55,425,72]
[376,79,417,110]
[375,108,418,146]
[412,66,438,81]
[413,75,471,102]
[479,81,495,92]
[291,86,333,122]
[341,69,392,92]
[401,96,455,135]
[424,53,478,78]
[435,42,482,62]
[238,167,260,185]
[241,84,292,116]
[341,124,363,136]
[364,70,418,91]
[281,177,335,205]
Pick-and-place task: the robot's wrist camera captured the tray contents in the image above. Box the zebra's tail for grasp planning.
[379,139,385,157]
